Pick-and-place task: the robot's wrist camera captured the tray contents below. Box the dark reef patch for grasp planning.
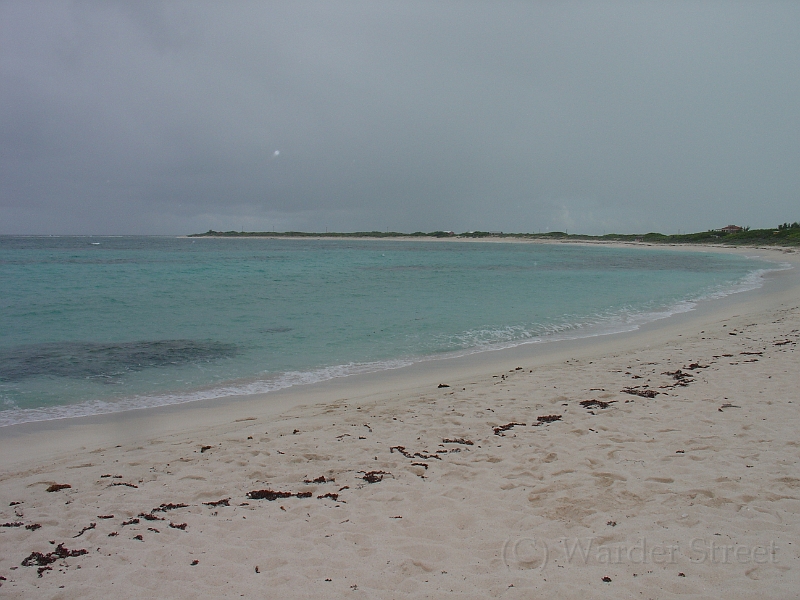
[0,340,238,382]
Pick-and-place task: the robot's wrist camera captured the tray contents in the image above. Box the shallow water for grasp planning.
[0,236,777,426]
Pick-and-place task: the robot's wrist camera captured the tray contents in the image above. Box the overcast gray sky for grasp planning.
[2,1,798,235]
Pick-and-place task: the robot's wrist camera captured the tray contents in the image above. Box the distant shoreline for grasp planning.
[188,225,800,247]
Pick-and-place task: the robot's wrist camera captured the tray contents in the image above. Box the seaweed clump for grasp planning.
[46,484,71,493]
[621,388,659,398]
[203,498,230,507]
[493,422,525,436]
[246,490,312,501]
[22,544,88,577]
[536,415,562,423]
[361,471,391,483]
[580,400,614,410]
[442,438,473,445]
[152,503,188,512]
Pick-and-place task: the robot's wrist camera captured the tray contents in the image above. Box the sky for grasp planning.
[1,1,799,235]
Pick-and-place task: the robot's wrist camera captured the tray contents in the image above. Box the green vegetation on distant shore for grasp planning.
[189,222,800,246]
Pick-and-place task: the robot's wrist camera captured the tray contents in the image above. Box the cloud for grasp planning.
[2,1,799,234]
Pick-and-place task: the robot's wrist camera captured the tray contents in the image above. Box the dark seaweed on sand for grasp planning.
[536,415,562,423]
[73,522,96,537]
[303,476,333,484]
[203,498,230,507]
[248,490,293,501]
[662,370,694,386]
[247,490,311,501]
[361,471,390,483]
[22,544,88,577]
[138,513,164,521]
[390,446,441,460]
[46,484,71,493]
[580,399,614,410]
[152,503,188,512]
[493,422,525,435]
[621,388,659,398]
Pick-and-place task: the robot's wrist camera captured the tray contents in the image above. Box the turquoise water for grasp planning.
[0,236,778,426]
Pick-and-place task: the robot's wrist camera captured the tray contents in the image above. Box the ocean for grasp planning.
[0,236,781,427]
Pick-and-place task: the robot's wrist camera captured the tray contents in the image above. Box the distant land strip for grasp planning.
[190,222,800,246]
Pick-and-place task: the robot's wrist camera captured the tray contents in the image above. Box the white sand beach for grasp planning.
[1,246,799,599]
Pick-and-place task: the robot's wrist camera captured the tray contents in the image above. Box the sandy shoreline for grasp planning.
[184,233,800,253]
[1,246,799,598]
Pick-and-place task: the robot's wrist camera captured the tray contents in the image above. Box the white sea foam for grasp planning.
[0,359,414,427]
